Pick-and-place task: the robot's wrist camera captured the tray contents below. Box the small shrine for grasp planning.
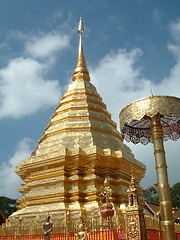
[125,176,146,240]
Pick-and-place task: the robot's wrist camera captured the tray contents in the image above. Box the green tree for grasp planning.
[0,196,18,217]
[142,183,159,205]
[170,182,180,208]
[143,182,180,207]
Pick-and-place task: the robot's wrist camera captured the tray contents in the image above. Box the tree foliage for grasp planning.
[143,182,180,208]
[142,183,159,205]
[170,182,180,208]
[0,196,18,217]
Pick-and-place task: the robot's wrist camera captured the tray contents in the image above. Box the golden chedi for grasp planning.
[8,16,145,230]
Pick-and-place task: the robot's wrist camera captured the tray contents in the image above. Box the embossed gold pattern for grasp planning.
[120,96,180,144]
[0,16,145,233]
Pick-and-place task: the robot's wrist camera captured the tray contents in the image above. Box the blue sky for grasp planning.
[0,0,180,199]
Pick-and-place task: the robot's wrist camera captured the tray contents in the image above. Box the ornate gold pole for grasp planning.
[119,95,180,240]
[151,113,175,240]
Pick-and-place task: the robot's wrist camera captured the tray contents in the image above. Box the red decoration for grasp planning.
[101,202,114,219]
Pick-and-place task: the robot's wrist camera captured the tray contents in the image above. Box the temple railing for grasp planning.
[0,229,125,240]
[0,229,180,240]
[0,214,179,239]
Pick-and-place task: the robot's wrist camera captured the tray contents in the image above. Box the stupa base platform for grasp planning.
[5,200,126,233]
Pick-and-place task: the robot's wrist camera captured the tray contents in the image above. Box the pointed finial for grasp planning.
[103,178,111,202]
[72,14,90,81]
[104,177,109,186]
[149,83,153,97]
[78,13,84,35]
[127,176,137,194]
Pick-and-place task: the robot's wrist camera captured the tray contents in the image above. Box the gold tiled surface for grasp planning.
[120,95,180,130]
[10,16,145,227]
[13,77,145,224]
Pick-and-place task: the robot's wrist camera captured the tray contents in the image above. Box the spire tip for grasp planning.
[78,13,84,35]
[72,14,90,81]
[149,83,153,97]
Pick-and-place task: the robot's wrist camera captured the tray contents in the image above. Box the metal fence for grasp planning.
[0,229,180,240]
[0,215,179,239]
[0,229,125,240]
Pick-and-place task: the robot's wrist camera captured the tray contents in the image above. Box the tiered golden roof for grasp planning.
[11,16,145,228]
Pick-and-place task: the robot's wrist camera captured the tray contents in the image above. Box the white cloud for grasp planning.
[169,18,180,42]
[152,9,163,26]
[0,57,60,118]
[90,20,180,188]
[26,31,70,58]
[1,17,180,198]
[90,48,150,124]
[160,19,180,97]
[167,18,180,60]
[107,15,125,32]
[0,30,71,119]
[50,10,63,24]
[0,138,33,199]
[0,29,71,197]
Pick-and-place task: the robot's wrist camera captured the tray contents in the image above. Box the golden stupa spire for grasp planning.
[72,14,90,81]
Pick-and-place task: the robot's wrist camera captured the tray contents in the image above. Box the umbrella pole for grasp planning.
[151,113,175,240]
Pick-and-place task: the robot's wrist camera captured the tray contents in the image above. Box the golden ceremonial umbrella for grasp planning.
[120,95,180,240]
